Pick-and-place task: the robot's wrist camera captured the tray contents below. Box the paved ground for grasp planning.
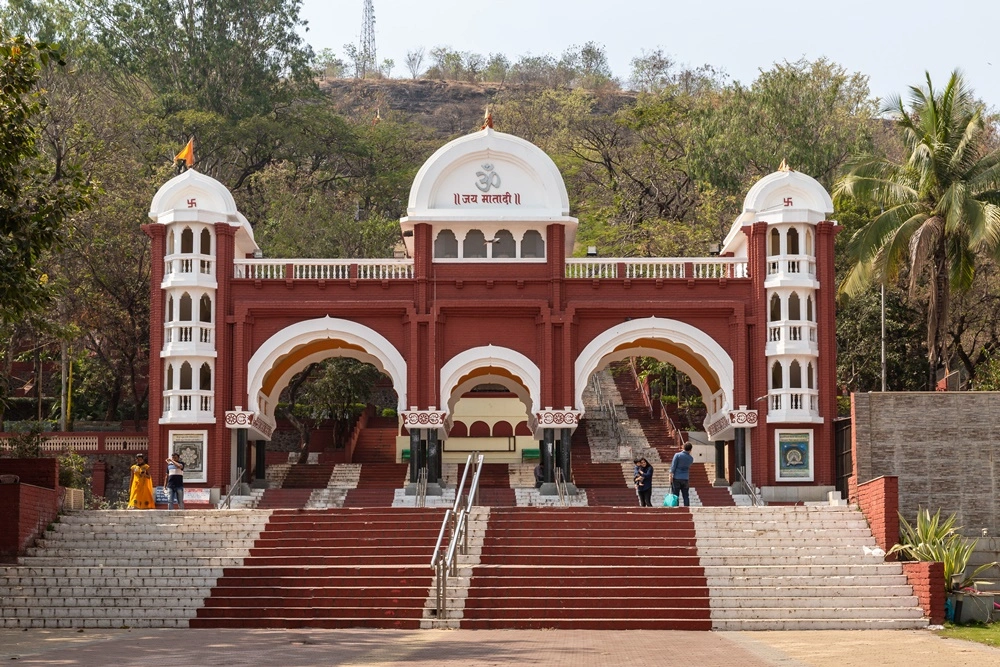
[2,628,999,666]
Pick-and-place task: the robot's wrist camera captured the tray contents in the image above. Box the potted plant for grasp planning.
[889,509,998,623]
[58,449,88,511]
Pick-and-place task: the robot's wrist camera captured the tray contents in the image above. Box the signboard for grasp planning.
[169,430,207,483]
[776,429,813,481]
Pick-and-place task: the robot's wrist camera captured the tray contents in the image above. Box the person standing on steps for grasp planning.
[127,454,155,509]
[635,458,653,507]
[164,453,185,510]
[670,443,694,507]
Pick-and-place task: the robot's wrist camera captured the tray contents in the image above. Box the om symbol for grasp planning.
[475,163,502,192]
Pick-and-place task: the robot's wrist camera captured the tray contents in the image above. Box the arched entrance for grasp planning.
[246,317,407,429]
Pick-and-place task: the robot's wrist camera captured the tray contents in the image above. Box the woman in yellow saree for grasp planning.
[128,454,155,509]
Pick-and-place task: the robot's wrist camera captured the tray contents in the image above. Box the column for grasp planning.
[713,440,728,487]
[409,428,422,483]
[235,428,247,495]
[558,428,572,484]
[734,427,747,493]
[542,428,555,483]
[427,430,440,484]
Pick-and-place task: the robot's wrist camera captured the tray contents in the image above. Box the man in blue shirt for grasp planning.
[669,443,694,507]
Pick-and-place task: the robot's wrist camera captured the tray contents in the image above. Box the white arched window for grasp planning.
[199,362,212,390]
[166,231,175,255]
[199,295,212,322]
[180,227,194,254]
[521,230,545,258]
[463,230,487,258]
[179,293,193,321]
[770,294,781,321]
[806,295,814,321]
[200,228,211,255]
[789,360,802,388]
[771,361,783,389]
[805,229,814,256]
[788,292,801,320]
[180,362,193,390]
[787,227,800,255]
[493,230,516,258]
[807,362,815,389]
[434,230,458,258]
[769,228,781,256]
[165,364,174,390]
[166,296,174,322]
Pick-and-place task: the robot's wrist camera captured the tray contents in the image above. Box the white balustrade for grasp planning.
[164,323,213,347]
[565,260,617,279]
[565,257,748,280]
[625,261,685,279]
[234,259,414,281]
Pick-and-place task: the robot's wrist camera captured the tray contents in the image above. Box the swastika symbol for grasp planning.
[187,198,197,208]
[783,197,793,207]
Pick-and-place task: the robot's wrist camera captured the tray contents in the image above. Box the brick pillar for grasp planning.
[91,461,106,498]
[902,561,946,625]
[856,475,900,554]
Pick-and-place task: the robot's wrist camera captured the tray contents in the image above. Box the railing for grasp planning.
[0,433,148,454]
[565,257,749,280]
[218,467,245,509]
[555,467,568,506]
[164,253,214,278]
[766,254,817,279]
[431,452,484,620]
[767,322,818,346]
[736,466,765,507]
[768,389,819,413]
[415,467,428,508]
[233,258,415,281]
[164,323,214,346]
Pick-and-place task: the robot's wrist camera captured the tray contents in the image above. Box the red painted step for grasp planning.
[255,489,314,509]
[192,508,444,629]
[463,507,711,630]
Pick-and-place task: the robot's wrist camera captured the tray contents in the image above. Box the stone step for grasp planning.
[17,557,248,567]
[703,564,902,576]
[708,594,919,608]
[706,574,908,586]
[707,585,916,598]
[1,578,221,588]
[711,618,928,630]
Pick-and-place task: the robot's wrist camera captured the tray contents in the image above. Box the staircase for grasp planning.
[693,506,926,629]
[342,463,408,507]
[1,504,929,630]
[687,463,735,507]
[191,508,442,629]
[352,416,399,463]
[570,423,639,506]
[459,462,515,507]
[0,510,269,628]
[461,507,711,629]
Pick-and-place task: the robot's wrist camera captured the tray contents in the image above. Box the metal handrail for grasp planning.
[628,357,654,418]
[218,467,245,509]
[736,466,765,506]
[656,398,686,450]
[416,467,428,507]
[555,467,568,507]
[432,452,484,620]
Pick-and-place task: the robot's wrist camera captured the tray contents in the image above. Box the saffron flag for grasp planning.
[174,138,195,167]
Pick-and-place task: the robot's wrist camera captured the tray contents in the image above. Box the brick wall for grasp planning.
[902,561,946,625]
[0,458,58,488]
[856,475,899,555]
[0,484,61,562]
[853,392,1000,537]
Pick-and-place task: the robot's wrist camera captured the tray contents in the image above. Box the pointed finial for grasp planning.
[481,106,494,130]
[778,158,792,172]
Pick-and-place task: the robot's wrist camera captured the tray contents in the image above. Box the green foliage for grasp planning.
[690,58,876,194]
[835,71,1000,383]
[1,422,48,457]
[889,509,999,592]
[0,28,93,324]
[57,448,86,488]
[937,622,1000,647]
[380,408,397,418]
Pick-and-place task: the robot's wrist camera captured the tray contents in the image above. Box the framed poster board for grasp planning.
[775,429,813,482]
[169,430,207,483]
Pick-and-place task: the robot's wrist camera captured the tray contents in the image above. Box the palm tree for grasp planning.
[834,70,1000,387]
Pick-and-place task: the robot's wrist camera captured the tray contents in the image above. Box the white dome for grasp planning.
[148,169,257,253]
[723,168,834,253]
[404,127,572,222]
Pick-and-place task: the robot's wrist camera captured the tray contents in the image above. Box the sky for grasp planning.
[300,0,1000,109]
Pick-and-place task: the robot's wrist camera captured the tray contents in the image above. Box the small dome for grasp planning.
[722,168,834,252]
[149,169,238,221]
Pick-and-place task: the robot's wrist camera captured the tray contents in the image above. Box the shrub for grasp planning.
[889,509,999,591]
[57,449,87,489]
[380,408,397,418]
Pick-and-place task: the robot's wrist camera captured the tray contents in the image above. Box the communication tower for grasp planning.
[361,0,377,78]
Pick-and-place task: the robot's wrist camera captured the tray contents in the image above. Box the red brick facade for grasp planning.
[856,475,900,555]
[902,561,946,625]
[0,459,62,562]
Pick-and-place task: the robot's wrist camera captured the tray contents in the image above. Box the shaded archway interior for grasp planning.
[593,338,721,407]
[446,366,533,429]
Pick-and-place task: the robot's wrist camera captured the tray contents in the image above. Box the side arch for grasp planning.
[574,317,735,414]
[246,317,407,422]
[439,345,541,421]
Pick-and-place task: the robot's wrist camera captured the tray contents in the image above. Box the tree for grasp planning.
[690,58,876,194]
[834,71,1000,385]
[0,29,93,324]
[405,47,424,79]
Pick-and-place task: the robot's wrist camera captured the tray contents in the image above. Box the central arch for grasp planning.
[439,345,541,425]
[246,317,407,424]
[574,317,735,417]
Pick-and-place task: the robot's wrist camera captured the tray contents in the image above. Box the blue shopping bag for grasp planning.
[663,493,679,507]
